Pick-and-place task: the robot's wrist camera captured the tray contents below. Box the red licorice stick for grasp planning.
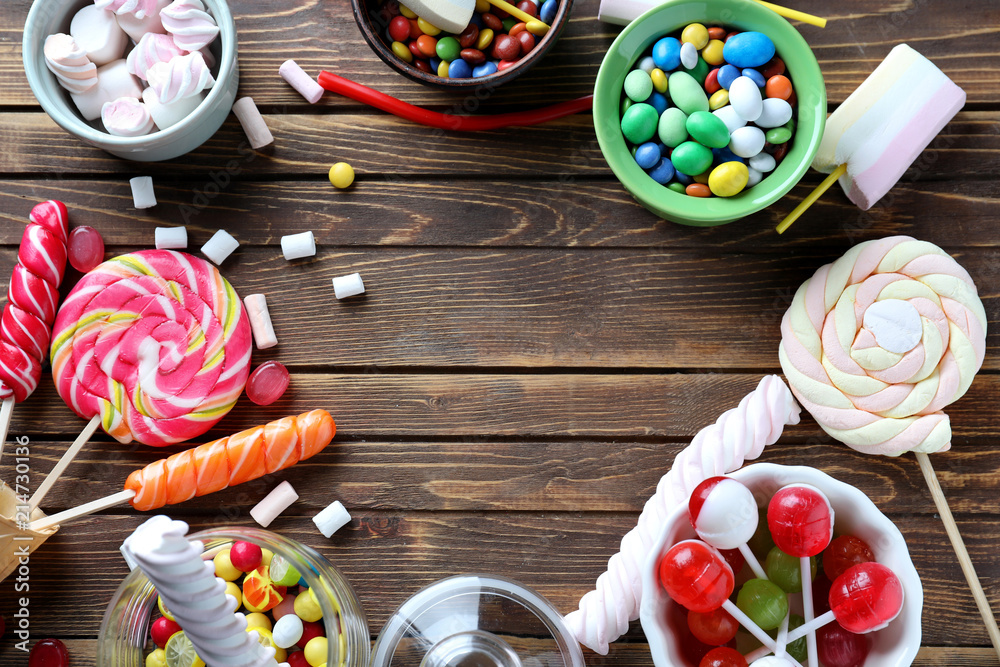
[317,71,593,131]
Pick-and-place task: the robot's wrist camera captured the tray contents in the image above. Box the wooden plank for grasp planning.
[14,436,1000,516]
[0,513,996,646]
[0,110,995,178]
[3,178,1000,252]
[2,0,999,107]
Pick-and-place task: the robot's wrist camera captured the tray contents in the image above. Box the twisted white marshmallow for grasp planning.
[161,0,220,52]
[127,32,184,80]
[562,375,801,654]
[146,51,215,104]
[44,33,97,94]
[95,0,161,19]
[102,97,157,136]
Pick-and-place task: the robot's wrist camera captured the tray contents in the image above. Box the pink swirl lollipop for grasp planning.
[50,250,251,447]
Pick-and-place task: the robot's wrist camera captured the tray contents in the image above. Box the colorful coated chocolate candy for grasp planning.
[619,23,795,198]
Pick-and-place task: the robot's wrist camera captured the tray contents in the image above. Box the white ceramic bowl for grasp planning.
[639,463,922,667]
[22,0,238,161]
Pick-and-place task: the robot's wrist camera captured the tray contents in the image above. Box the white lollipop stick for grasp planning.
[720,601,804,667]
[775,613,789,658]
[784,610,835,644]
[740,544,767,580]
[801,557,818,667]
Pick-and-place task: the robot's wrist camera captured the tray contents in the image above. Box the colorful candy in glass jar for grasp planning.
[619,23,796,198]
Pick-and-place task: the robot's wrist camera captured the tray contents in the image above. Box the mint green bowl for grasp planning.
[593,0,826,226]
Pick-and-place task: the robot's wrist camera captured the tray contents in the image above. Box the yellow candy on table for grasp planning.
[417,18,441,35]
[709,89,729,110]
[304,636,329,666]
[213,549,242,581]
[246,611,273,632]
[702,39,725,66]
[225,581,243,612]
[681,23,709,50]
[260,548,274,568]
[146,648,167,667]
[650,68,668,94]
[294,587,324,622]
[399,3,416,18]
[708,161,750,197]
[391,41,413,63]
[329,163,355,189]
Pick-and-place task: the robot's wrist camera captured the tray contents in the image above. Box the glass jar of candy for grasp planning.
[98,525,369,667]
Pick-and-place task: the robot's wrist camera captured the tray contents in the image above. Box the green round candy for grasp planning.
[685,56,710,84]
[768,615,806,662]
[502,17,517,31]
[621,97,633,115]
[748,506,776,558]
[667,71,709,115]
[667,182,686,193]
[784,118,796,133]
[670,141,713,176]
[766,126,792,144]
[685,111,730,148]
[657,108,688,147]
[621,103,659,144]
[436,36,461,62]
[624,69,653,102]
[765,546,816,593]
[736,578,789,631]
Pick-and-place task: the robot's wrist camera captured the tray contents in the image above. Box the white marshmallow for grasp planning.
[280,231,316,261]
[156,226,188,249]
[232,97,273,150]
[243,294,277,350]
[70,59,143,121]
[332,273,364,299]
[142,86,205,130]
[278,60,324,104]
[201,229,239,264]
[130,176,158,208]
[250,481,299,528]
[70,5,128,66]
[312,500,351,538]
[116,0,172,41]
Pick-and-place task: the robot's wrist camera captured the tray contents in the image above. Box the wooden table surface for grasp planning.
[1,0,999,664]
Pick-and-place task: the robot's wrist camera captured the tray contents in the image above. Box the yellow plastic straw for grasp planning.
[754,0,827,28]
[486,0,550,29]
[776,164,847,234]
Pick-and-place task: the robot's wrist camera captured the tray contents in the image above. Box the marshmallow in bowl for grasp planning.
[161,0,221,52]
[142,86,205,129]
[43,34,97,94]
[116,0,173,42]
[71,59,143,121]
[69,4,128,66]
[146,51,215,104]
[127,32,184,80]
[95,0,161,20]
[102,97,157,136]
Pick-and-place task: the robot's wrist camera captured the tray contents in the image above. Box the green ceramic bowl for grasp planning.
[593,0,826,226]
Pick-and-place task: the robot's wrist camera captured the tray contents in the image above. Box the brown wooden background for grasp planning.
[1,0,999,664]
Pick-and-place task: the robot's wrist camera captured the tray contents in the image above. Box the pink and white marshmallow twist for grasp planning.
[563,375,800,654]
[160,0,220,52]
[146,51,215,104]
[95,0,161,19]
[127,32,185,80]
[779,236,987,456]
[43,34,98,94]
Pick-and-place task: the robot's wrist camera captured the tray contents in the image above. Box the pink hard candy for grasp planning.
[68,226,105,273]
[246,360,290,406]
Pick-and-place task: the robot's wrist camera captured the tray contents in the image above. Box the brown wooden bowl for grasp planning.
[352,0,573,89]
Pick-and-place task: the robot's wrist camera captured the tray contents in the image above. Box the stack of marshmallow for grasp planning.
[43,0,220,137]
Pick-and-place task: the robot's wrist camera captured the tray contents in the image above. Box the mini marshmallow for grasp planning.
[201,229,239,264]
[142,86,205,130]
[281,231,316,261]
[250,481,299,528]
[71,59,143,121]
[332,273,365,299]
[161,0,220,52]
[116,0,172,42]
[130,176,158,209]
[313,500,351,538]
[232,97,274,150]
[70,4,128,66]
[244,294,277,349]
[155,226,188,249]
[103,97,156,137]
[279,60,324,104]
[44,33,97,94]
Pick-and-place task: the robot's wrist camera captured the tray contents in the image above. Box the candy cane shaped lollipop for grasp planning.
[689,477,767,579]
[767,484,833,667]
[778,236,1000,658]
[0,201,70,463]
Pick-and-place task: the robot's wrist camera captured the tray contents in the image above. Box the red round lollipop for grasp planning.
[817,621,871,667]
[823,535,875,581]
[829,562,904,634]
[699,646,748,667]
[767,483,834,557]
[688,607,739,646]
[657,539,735,614]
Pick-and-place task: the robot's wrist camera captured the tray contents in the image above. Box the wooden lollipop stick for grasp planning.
[916,452,1000,661]
[754,0,827,28]
[0,397,13,466]
[29,489,136,533]
[27,416,101,512]
[776,164,847,234]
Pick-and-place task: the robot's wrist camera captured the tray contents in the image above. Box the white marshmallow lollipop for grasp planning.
[102,97,156,137]
[161,0,221,52]
[127,32,185,80]
[116,0,173,42]
[43,34,97,94]
[71,59,143,121]
[142,87,205,129]
[69,4,128,66]
[122,516,280,667]
[146,51,215,104]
